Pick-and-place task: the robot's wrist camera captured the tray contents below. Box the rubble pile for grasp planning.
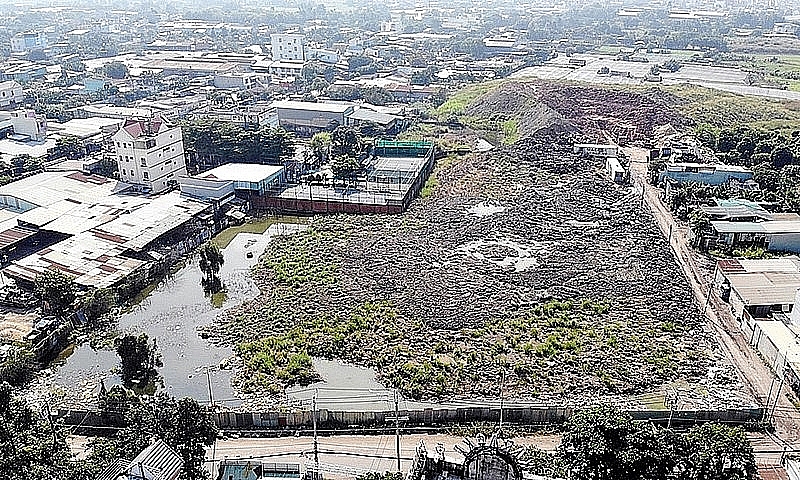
[213,125,742,406]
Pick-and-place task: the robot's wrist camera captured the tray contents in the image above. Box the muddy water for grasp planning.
[37,224,309,408]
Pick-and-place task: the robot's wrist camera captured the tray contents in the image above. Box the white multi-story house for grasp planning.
[112,117,187,194]
[10,31,47,53]
[0,81,23,108]
[271,33,306,62]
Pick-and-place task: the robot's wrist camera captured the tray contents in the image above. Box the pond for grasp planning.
[34,223,308,408]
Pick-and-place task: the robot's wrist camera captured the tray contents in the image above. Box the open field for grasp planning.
[206,80,759,409]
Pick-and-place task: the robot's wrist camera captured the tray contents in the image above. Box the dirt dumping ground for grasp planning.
[211,91,744,407]
[465,81,687,140]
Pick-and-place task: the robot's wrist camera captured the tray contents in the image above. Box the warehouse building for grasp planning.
[268,101,355,136]
[715,256,800,320]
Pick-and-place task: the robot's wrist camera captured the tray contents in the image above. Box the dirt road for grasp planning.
[625,148,800,446]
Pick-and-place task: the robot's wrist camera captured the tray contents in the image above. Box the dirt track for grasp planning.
[626,148,800,445]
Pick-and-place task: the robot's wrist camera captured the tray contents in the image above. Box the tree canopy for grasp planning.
[34,270,77,316]
[181,121,296,171]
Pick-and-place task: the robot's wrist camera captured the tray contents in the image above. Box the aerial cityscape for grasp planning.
[4,0,800,479]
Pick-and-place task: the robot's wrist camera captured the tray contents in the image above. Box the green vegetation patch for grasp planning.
[435,82,498,118]
[213,216,306,249]
[232,298,655,400]
[260,228,338,287]
[667,84,800,129]
[236,301,398,393]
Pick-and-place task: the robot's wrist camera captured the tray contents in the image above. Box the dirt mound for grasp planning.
[464,80,687,141]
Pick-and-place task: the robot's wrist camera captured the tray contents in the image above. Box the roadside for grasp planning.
[625,147,800,446]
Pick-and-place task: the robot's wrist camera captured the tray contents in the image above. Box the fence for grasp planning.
[56,404,764,434]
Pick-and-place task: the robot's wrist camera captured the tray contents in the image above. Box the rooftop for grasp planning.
[727,271,800,306]
[271,100,354,114]
[198,163,285,184]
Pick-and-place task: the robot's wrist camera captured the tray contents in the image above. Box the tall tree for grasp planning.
[34,270,77,316]
[117,394,218,480]
[681,423,756,480]
[114,333,162,388]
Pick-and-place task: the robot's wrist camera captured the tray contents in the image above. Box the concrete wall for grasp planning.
[56,405,765,433]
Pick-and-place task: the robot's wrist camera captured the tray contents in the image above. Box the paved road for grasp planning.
[203,433,561,477]
[625,148,800,446]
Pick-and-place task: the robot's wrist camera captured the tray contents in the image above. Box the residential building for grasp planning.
[269,101,355,135]
[96,439,183,480]
[739,318,800,395]
[708,213,800,253]
[346,108,403,134]
[10,31,47,53]
[658,162,754,186]
[0,81,23,109]
[216,461,302,480]
[271,33,306,62]
[112,117,187,194]
[213,73,267,90]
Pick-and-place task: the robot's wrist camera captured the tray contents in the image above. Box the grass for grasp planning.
[666,84,800,129]
[502,119,520,144]
[435,82,498,118]
[261,228,337,287]
[213,216,306,249]
[236,302,397,393]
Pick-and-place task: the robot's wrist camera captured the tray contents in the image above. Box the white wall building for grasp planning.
[0,81,23,109]
[271,33,306,62]
[10,31,47,53]
[4,110,47,142]
[112,117,187,194]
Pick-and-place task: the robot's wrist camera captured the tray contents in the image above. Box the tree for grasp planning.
[117,394,218,480]
[736,137,756,159]
[0,382,77,478]
[559,406,675,480]
[83,288,117,324]
[307,132,331,166]
[53,135,85,160]
[114,333,162,388]
[771,145,794,168]
[102,61,128,80]
[331,154,361,179]
[34,270,77,316]
[199,242,224,295]
[681,423,756,480]
[717,129,738,153]
[330,126,363,158]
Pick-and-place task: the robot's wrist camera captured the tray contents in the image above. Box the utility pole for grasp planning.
[44,399,57,450]
[703,282,713,316]
[312,389,319,470]
[499,369,505,433]
[206,367,214,408]
[394,389,401,473]
[771,363,787,423]
[668,223,673,244]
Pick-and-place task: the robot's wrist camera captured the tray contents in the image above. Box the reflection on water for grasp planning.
[39,223,306,408]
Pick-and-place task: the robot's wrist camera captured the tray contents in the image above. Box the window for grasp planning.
[116,142,120,147]
[119,156,123,161]
[140,158,146,166]
[143,172,149,180]
[121,169,125,176]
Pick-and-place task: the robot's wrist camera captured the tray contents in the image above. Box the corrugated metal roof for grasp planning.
[199,163,284,184]
[728,272,800,306]
[131,439,183,480]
